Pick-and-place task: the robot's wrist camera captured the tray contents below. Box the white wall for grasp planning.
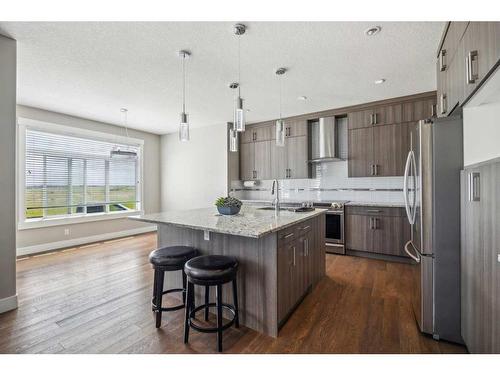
[463,101,500,167]
[16,105,161,252]
[161,123,228,211]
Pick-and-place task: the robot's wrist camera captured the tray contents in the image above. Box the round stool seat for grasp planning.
[149,246,198,270]
[184,255,238,285]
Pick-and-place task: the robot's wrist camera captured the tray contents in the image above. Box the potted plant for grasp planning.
[215,196,242,216]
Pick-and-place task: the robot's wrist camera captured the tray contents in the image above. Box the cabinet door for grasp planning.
[345,214,372,252]
[254,141,272,180]
[372,123,409,177]
[254,124,274,142]
[373,103,402,126]
[277,243,294,323]
[240,128,255,144]
[403,97,437,122]
[371,216,409,257]
[240,142,255,180]
[286,119,308,137]
[348,127,373,177]
[348,109,373,130]
[286,135,308,179]
[271,142,287,179]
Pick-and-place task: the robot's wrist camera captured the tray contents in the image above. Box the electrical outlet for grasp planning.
[497,254,500,263]
[204,230,210,241]
[64,228,70,236]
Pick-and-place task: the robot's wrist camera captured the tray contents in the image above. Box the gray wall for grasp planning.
[16,105,162,250]
[0,35,17,304]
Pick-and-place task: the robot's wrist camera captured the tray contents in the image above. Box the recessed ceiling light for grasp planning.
[365,26,381,36]
[374,78,386,84]
[298,96,308,101]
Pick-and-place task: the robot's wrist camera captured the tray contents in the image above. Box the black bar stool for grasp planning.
[183,255,239,352]
[148,246,198,328]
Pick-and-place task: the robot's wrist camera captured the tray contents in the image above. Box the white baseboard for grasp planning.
[0,294,18,314]
[17,225,157,257]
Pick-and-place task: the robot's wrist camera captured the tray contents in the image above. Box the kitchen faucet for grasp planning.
[271,179,280,213]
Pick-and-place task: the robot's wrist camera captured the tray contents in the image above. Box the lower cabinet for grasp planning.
[345,206,410,258]
[461,161,500,354]
[277,216,324,325]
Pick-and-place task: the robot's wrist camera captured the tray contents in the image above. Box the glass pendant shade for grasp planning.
[179,112,189,142]
[234,96,245,132]
[276,119,285,147]
[229,128,238,152]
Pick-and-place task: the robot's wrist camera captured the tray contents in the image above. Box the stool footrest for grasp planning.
[152,287,186,312]
[188,302,236,333]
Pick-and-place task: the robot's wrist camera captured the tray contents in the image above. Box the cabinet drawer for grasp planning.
[346,206,405,217]
[278,226,297,246]
[296,220,313,235]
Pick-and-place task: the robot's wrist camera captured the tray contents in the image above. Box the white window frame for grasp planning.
[17,117,144,230]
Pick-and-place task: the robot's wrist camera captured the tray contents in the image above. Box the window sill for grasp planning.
[18,210,144,230]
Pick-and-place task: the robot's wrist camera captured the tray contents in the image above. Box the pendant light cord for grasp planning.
[237,34,241,97]
[182,55,186,114]
[279,74,282,120]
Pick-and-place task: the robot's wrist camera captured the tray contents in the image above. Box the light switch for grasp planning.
[204,230,210,241]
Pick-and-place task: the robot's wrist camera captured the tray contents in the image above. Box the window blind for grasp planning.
[25,128,140,220]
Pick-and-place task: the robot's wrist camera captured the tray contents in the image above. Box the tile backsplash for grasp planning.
[230,161,404,204]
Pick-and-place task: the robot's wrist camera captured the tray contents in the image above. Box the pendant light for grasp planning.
[228,83,239,152]
[178,50,191,142]
[110,108,137,159]
[275,67,287,147]
[233,23,246,132]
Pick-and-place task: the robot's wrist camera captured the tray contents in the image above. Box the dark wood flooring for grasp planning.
[0,233,466,354]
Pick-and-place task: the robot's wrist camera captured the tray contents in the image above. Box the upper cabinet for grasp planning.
[437,22,500,116]
[240,119,309,180]
[347,94,436,177]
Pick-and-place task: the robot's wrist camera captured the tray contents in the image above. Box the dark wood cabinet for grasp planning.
[240,140,272,180]
[348,109,373,130]
[348,127,373,177]
[372,123,410,177]
[345,206,410,258]
[277,216,324,325]
[461,161,500,354]
[437,21,500,115]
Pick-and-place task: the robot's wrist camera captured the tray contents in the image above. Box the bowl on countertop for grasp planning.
[217,206,241,216]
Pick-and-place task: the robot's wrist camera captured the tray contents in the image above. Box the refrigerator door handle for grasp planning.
[404,240,421,263]
[403,151,415,225]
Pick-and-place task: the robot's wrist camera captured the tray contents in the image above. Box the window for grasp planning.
[19,118,143,228]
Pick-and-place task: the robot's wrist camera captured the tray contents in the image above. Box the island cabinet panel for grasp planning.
[277,215,325,326]
[345,206,410,258]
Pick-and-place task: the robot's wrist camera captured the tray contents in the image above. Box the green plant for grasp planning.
[215,196,242,208]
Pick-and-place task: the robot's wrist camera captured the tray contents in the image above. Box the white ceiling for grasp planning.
[0,22,445,135]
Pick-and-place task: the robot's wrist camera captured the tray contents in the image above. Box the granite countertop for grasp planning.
[345,201,405,208]
[130,206,327,239]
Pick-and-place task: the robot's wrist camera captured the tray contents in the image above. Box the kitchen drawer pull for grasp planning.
[293,246,296,266]
[300,225,311,231]
[369,217,374,229]
[466,50,478,84]
[431,103,437,117]
[439,49,447,71]
[367,209,382,213]
[374,164,378,175]
[440,93,447,115]
[284,232,294,239]
[373,113,378,125]
[304,238,309,256]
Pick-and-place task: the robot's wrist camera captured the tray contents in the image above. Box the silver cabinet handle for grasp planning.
[468,172,480,201]
[293,246,296,266]
[373,113,378,125]
[466,50,478,84]
[374,164,378,175]
[367,209,381,213]
[369,217,374,229]
[304,238,309,256]
[375,218,379,229]
[284,232,294,239]
[440,93,447,115]
[439,49,447,71]
[369,113,374,125]
[431,103,437,117]
[370,164,375,176]
[300,225,311,231]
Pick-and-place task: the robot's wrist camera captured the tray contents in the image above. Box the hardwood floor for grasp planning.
[0,232,466,354]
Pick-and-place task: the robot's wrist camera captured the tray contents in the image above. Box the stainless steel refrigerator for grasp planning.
[403,116,463,344]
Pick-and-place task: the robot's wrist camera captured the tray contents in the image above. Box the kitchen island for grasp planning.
[131,206,326,337]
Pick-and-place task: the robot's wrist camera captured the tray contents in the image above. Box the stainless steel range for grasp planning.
[313,201,348,255]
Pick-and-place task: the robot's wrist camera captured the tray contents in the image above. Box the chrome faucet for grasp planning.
[271,179,280,213]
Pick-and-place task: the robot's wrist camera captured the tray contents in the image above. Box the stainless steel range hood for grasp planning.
[308,116,346,163]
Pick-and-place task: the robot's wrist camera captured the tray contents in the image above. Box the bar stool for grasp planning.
[148,246,198,328]
[183,255,239,352]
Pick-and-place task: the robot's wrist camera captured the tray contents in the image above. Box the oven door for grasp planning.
[325,211,345,254]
